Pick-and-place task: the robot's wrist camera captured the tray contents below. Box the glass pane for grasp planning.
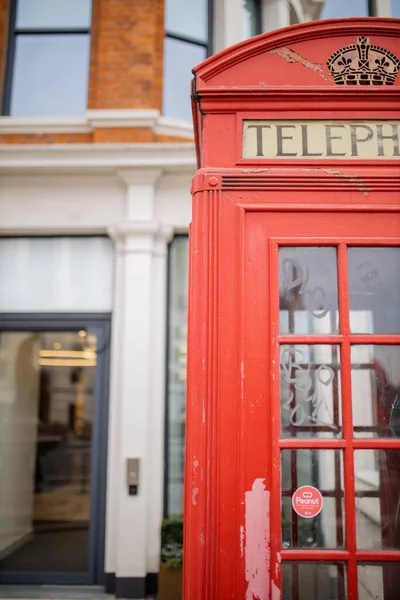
[167,238,188,517]
[0,331,96,572]
[16,0,92,30]
[163,37,206,122]
[280,345,342,438]
[358,564,400,600]
[11,34,91,117]
[352,345,400,438]
[283,562,347,600]
[0,237,114,312]
[281,450,345,549]
[279,247,339,335]
[321,0,368,18]
[242,0,259,40]
[393,0,400,18]
[355,450,400,550]
[348,248,400,334]
[165,0,208,43]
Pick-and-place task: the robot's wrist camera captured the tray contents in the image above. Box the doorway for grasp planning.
[251,211,400,599]
[0,316,110,585]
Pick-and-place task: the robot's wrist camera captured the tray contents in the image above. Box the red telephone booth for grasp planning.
[184,18,400,600]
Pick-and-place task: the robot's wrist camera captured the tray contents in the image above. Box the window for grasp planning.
[321,0,371,18]
[0,237,114,312]
[242,0,262,40]
[163,0,211,122]
[3,0,92,116]
[392,0,400,17]
[165,237,188,517]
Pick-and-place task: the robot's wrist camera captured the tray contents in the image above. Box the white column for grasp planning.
[213,0,244,53]
[262,0,290,31]
[374,0,392,16]
[105,168,173,595]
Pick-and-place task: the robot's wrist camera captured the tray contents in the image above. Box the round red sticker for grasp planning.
[292,485,323,519]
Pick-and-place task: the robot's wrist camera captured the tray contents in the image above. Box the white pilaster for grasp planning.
[105,168,173,588]
[262,0,290,32]
[374,0,392,16]
[118,168,162,221]
[213,0,244,53]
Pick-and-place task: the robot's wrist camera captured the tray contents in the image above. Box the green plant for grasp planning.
[161,518,183,569]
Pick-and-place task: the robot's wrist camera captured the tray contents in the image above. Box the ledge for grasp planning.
[155,116,194,139]
[0,110,195,138]
[0,142,197,172]
[0,116,91,134]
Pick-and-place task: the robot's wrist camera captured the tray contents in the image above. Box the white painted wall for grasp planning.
[0,158,194,583]
[0,333,39,556]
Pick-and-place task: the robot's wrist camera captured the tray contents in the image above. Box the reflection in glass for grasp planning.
[16,0,92,29]
[166,238,188,517]
[348,248,400,334]
[321,0,368,18]
[355,450,400,551]
[283,562,347,600]
[281,450,345,549]
[279,247,339,335]
[242,0,260,40]
[0,237,114,312]
[163,37,207,121]
[10,34,91,117]
[165,0,208,43]
[358,564,399,600]
[351,346,400,439]
[0,331,96,572]
[280,345,341,438]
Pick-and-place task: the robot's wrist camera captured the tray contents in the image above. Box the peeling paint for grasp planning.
[299,167,370,195]
[244,479,270,600]
[270,46,328,81]
[241,360,245,380]
[193,459,199,468]
[242,168,271,173]
[202,406,206,423]
[192,487,199,505]
[240,525,245,558]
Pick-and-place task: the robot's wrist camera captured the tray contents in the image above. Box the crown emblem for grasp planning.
[327,37,400,86]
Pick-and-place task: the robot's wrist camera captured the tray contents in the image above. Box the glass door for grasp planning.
[265,217,400,599]
[0,320,110,584]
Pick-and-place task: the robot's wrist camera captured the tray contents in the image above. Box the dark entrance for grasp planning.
[0,315,110,585]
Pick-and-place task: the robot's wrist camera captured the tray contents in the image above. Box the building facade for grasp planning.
[0,0,398,598]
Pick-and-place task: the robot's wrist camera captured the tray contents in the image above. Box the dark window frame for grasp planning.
[164,0,214,59]
[2,0,91,116]
[250,0,263,36]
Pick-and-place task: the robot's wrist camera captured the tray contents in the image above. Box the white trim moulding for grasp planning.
[0,110,195,138]
[0,143,197,172]
[0,116,91,134]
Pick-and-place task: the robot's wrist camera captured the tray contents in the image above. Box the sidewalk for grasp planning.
[0,587,156,600]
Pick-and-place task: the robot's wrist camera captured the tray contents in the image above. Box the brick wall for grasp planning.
[88,0,165,111]
[0,0,185,145]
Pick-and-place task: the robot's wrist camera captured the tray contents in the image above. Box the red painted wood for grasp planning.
[186,17,400,600]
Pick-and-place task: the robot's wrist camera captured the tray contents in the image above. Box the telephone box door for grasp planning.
[244,209,400,599]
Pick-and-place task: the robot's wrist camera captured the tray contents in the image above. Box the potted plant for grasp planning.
[158,518,183,600]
